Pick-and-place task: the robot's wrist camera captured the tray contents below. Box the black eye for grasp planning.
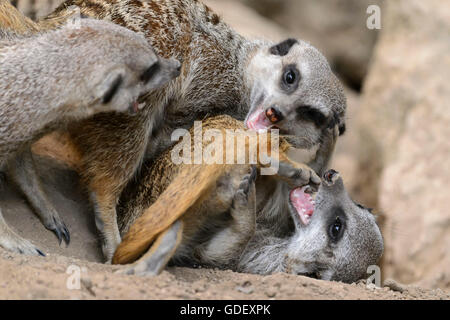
[329,217,343,241]
[284,70,296,85]
[339,123,346,136]
[280,64,300,93]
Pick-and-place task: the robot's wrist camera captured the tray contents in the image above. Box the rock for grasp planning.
[356,0,450,289]
[331,89,377,207]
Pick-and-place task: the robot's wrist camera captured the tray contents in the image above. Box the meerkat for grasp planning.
[0,18,181,255]
[112,115,321,270]
[236,169,383,283]
[38,0,347,262]
[0,1,181,245]
[112,116,383,283]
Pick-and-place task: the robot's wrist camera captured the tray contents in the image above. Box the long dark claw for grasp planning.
[62,224,71,245]
[53,221,63,245]
[47,217,70,246]
[36,249,46,257]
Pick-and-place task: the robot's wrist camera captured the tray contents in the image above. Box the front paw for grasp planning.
[43,215,70,246]
[232,166,257,210]
[277,162,321,191]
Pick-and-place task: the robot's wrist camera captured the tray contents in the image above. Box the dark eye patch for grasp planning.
[270,38,298,56]
[296,105,327,127]
[102,75,123,104]
[141,62,160,83]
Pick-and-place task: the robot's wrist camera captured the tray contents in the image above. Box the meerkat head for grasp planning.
[245,39,346,150]
[284,170,383,283]
[59,19,181,116]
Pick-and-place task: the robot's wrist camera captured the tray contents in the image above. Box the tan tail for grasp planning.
[0,0,39,33]
[112,163,231,265]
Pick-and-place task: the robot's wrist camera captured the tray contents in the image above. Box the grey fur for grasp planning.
[0,18,180,255]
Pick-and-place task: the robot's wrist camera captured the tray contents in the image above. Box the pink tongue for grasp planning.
[246,109,273,130]
[290,187,314,225]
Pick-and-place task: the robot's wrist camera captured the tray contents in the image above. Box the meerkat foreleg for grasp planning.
[7,148,70,244]
[275,161,321,190]
[119,220,184,276]
[89,189,122,263]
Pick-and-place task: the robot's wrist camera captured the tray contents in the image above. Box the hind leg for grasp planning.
[8,148,70,245]
[119,220,184,276]
[195,166,257,267]
[0,206,45,256]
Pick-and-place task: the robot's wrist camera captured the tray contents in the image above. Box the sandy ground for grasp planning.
[0,156,448,300]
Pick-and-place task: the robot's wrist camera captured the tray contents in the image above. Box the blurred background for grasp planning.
[13,0,450,290]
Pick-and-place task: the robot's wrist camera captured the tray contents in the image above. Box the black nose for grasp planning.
[265,107,283,123]
[323,169,339,183]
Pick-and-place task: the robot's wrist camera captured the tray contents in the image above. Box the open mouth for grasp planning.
[245,107,274,131]
[288,170,340,226]
[289,186,316,226]
[128,101,146,114]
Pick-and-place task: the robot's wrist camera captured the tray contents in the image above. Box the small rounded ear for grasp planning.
[269,38,298,56]
[96,69,125,104]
